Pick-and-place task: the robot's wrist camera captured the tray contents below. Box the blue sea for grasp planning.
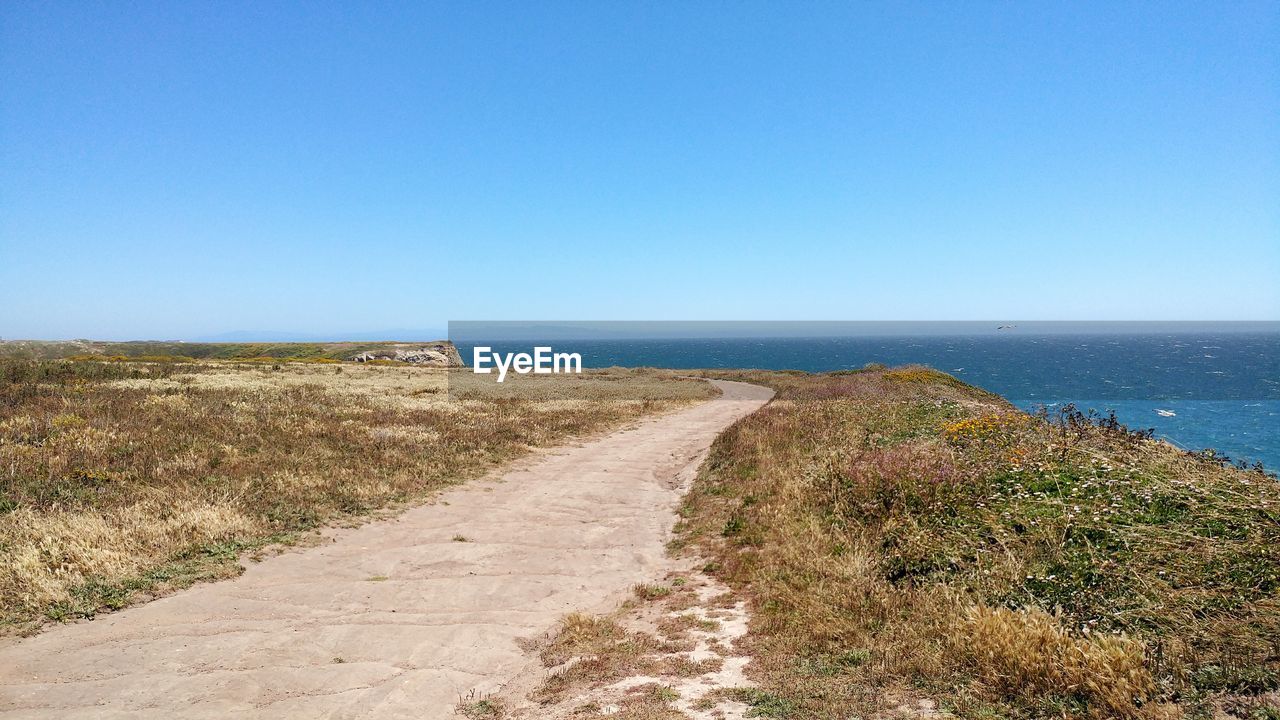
[456,333,1279,469]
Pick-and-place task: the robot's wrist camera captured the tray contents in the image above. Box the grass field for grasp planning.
[6,359,1276,718]
[678,368,1279,719]
[0,358,715,631]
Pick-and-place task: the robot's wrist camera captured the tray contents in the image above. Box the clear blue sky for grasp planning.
[2,1,1277,340]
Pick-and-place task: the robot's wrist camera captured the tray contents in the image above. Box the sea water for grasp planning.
[456,332,1278,469]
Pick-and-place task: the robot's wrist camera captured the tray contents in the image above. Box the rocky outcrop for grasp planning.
[350,343,461,366]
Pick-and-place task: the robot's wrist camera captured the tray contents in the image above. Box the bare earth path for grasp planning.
[0,380,771,719]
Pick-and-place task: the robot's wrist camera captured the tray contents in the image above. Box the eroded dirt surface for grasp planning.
[502,571,760,720]
[0,380,772,719]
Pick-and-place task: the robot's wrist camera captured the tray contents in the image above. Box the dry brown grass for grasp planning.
[516,571,757,719]
[0,358,714,630]
[962,606,1160,718]
[608,684,687,719]
[533,613,673,704]
[679,367,1280,719]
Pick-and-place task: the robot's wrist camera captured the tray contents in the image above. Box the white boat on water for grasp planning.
[1156,409,1177,417]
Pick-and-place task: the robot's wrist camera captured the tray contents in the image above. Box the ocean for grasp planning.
[455,332,1279,469]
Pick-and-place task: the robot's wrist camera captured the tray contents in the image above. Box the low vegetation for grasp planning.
[0,338,454,363]
[0,358,714,630]
[534,612,678,705]
[517,571,753,719]
[681,367,1279,719]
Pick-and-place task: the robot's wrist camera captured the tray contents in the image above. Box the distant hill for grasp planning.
[0,339,460,366]
[192,329,449,343]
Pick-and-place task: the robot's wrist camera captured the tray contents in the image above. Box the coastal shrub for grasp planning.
[941,412,1028,445]
[883,366,947,383]
[681,366,1280,719]
[820,444,960,522]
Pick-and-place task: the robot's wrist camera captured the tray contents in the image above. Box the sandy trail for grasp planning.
[0,380,771,719]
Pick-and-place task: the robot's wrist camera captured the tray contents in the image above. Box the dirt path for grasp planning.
[0,380,771,719]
